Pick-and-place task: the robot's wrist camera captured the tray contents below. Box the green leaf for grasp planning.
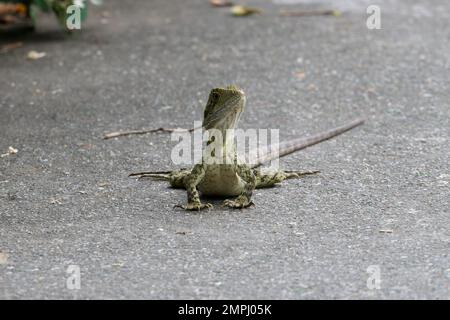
[79,3,87,22]
[32,0,51,12]
[29,4,39,25]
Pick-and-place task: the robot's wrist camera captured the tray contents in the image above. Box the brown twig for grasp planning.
[0,42,23,54]
[279,10,340,17]
[103,126,200,140]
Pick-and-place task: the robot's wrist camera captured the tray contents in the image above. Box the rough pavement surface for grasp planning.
[0,0,449,299]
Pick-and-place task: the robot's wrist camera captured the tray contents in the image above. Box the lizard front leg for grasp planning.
[130,169,190,188]
[176,164,213,211]
[223,164,256,209]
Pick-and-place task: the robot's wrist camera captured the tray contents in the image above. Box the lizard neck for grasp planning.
[204,126,237,163]
[203,105,242,163]
[201,85,245,163]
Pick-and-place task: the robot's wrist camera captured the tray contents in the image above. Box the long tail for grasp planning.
[251,118,365,168]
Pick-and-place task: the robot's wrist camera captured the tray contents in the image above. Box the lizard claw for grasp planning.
[223,196,254,209]
[174,202,213,211]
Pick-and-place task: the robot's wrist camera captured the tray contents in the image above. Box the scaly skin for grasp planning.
[131,85,364,211]
[177,85,257,210]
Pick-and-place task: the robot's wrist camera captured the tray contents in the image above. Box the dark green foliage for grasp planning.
[1,0,93,30]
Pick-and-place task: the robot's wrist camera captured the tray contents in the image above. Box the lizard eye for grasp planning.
[211,91,220,100]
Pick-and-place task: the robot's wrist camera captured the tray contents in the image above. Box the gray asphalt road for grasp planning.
[1,0,449,299]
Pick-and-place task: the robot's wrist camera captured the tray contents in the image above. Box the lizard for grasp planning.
[130,85,364,210]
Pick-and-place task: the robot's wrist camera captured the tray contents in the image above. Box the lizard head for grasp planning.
[202,85,246,131]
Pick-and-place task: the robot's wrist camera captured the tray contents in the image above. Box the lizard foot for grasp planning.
[222,196,254,209]
[174,202,213,211]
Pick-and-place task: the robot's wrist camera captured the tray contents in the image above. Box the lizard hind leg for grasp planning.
[283,170,320,179]
[129,169,190,189]
[255,169,319,188]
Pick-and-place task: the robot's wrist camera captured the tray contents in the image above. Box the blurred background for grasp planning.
[1,0,449,299]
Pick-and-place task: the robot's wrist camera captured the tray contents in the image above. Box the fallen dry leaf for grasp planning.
[0,252,9,264]
[98,182,110,187]
[50,198,62,205]
[9,146,18,154]
[0,3,26,15]
[79,143,95,150]
[0,146,18,158]
[231,5,262,16]
[445,269,450,277]
[210,0,233,7]
[111,262,125,267]
[0,41,23,54]
[27,50,46,60]
[295,71,306,80]
[99,12,110,24]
